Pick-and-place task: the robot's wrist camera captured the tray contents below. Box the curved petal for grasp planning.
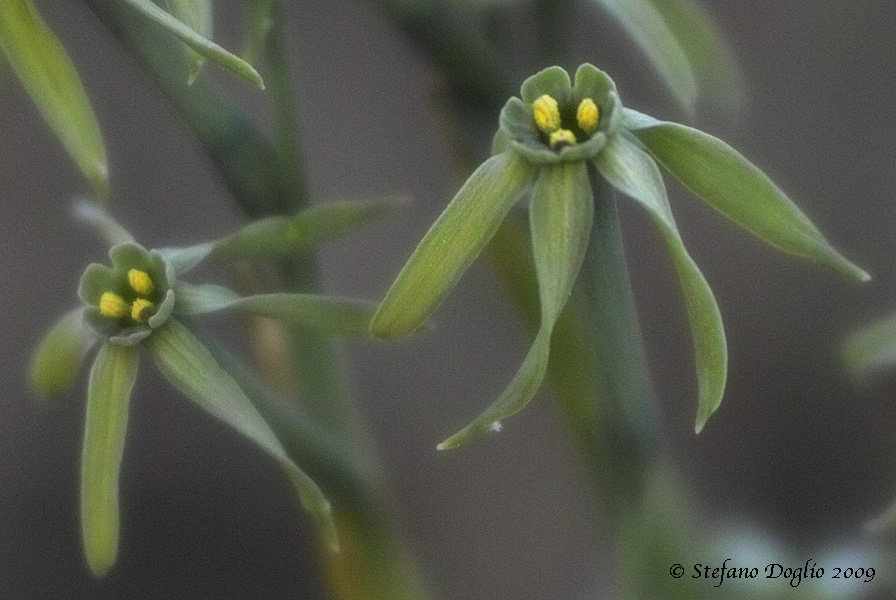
[595,133,726,431]
[439,161,593,449]
[30,308,97,397]
[371,152,535,339]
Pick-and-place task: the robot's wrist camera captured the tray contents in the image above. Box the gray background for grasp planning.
[1,0,895,598]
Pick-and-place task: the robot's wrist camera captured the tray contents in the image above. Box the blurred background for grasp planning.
[2,0,896,598]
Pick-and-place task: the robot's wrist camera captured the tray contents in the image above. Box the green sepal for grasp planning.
[159,199,405,275]
[595,133,726,431]
[0,0,108,198]
[121,0,264,89]
[165,0,213,84]
[173,282,377,337]
[843,311,896,377]
[439,161,593,449]
[371,153,536,339]
[624,109,869,282]
[145,319,337,549]
[81,342,138,577]
[30,308,97,397]
[74,202,135,247]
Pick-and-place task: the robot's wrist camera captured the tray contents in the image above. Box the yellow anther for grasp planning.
[576,98,600,135]
[99,292,129,319]
[549,129,577,150]
[128,269,155,296]
[532,94,561,134]
[130,298,156,323]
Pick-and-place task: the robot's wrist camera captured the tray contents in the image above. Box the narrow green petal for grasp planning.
[81,343,138,577]
[121,0,264,89]
[625,110,870,281]
[0,0,108,197]
[145,320,336,547]
[30,308,97,397]
[843,312,896,377]
[439,162,593,449]
[371,153,535,339]
[165,0,213,84]
[73,201,135,247]
[591,0,697,111]
[173,282,376,336]
[596,133,726,431]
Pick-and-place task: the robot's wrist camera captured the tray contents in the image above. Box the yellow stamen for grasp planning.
[131,298,156,323]
[549,129,577,150]
[128,269,155,296]
[532,94,561,134]
[99,292,129,319]
[576,98,600,135]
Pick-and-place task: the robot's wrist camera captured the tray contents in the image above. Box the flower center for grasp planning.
[531,94,601,151]
[97,269,157,324]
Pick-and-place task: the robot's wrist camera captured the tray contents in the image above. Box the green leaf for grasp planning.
[30,308,97,397]
[81,343,138,577]
[0,0,108,198]
[173,282,377,336]
[145,320,336,548]
[439,162,593,449]
[596,133,726,431]
[74,201,135,247]
[371,153,536,339]
[242,0,273,65]
[165,0,213,84]
[625,109,870,281]
[159,198,405,275]
[843,312,896,377]
[121,0,264,89]
[591,0,697,111]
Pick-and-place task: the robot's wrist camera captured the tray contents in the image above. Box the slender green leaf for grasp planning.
[166,0,213,84]
[74,201,135,247]
[81,343,138,577]
[121,0,264,89]
[173,282,377,336]
[843,311,896,377]
[30,308,96,397]
[371,153,535,339]
[596,133,726,431]
[0,0,108,197]
[591,0,697,111]
[159,198,405,275]
[146,320,336,548]
[625,109,870,281]
[439,162,593,449]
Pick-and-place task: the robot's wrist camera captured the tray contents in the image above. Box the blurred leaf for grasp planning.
[0,0,108,197]
[81,343,138,577]
[160,198,406,275]
[73,200,135,246]
[30,308,97,397]
[596,133,726,431]
[166,0,213,84]
[173,282,377,336]
[843,312,896,377]
[625,109,870,281]
[121,0,264,89]
[242,0,273,65]
[439,162,593,449]
[591,0,697,111]
[146,319,337,548]
[371,153,535,339]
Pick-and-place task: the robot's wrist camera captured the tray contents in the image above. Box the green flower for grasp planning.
[29,200,398,576]
[371,64,868,450]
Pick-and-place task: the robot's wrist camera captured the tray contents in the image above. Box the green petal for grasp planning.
[0,0,108,198]
[74,202,135,247]
[596,133,726,431]
[145,320,336,548]
[625,109,870,281]
[121,0,264,89]
[173,282,376,336]
[81,343,138,577]
[30,308,97,397]
[159,199,405,275]
[591,0,697,111]
[439,162,593,449]
[843,311,896,377]
[371,153,535,339]
[520,65,572,106]
[165,0,213,84]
